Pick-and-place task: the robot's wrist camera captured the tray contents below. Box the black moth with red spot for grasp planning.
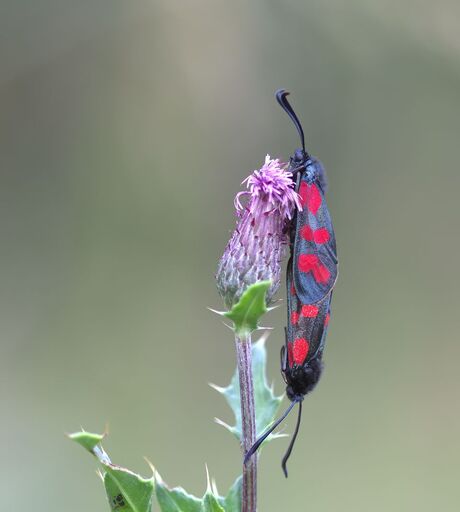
[244,90,338,477]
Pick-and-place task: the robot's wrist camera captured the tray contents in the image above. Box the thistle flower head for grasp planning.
[235,155,301,220]
[216,155,301,309]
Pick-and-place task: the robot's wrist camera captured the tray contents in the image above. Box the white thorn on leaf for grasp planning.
[255,330,271,346]
[211,477,219,496]
[207,307,226,316]
[222,321,235,331]
[152,467,164,484]
[205,464,211,493]
[209,383,226,394]
[257,325,274,331]
[143,457,156,478]
[214,417,232,431]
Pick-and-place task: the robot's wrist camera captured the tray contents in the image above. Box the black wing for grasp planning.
[292,160,338,305]
[286,260,331,367]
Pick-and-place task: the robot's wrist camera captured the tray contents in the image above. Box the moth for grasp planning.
[245,90,338,477]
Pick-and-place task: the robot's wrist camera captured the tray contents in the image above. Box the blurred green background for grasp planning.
[1,1,460,511]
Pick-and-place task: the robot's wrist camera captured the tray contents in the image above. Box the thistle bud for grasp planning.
[216,155,301,309]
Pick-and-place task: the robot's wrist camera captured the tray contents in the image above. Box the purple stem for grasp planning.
[235,333,257,512]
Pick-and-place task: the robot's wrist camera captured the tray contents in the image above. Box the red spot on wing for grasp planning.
[290,280,296,296]
[287,343,294,367]
[301,304,319,318]
[299,181,308,207]
[299,254,331,284]
[324,312,331,327]
[298,253,318,272]
[299,183,322,215]
[290,311,299,325]
[293,338,309,365]
[301,225,314,241]
[302,226,330,245]
[313,228,330,244]
[312,264,330,283]
[307,184,322,215]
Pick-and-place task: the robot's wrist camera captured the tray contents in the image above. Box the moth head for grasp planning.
[293,148,307,164]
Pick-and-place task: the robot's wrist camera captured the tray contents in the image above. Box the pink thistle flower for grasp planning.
[216,155,301,308]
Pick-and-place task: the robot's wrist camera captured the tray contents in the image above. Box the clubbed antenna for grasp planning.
[275,89,306,153]
[281,400,303,477]
[244,398,299,465]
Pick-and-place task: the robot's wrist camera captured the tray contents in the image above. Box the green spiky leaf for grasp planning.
[223,281,270,335]
[103,466,154,512]
[155,471,241,512]
[155,472,201,512]
[70,429,242,512]
[68,430,105,453]
[69,429,154,512]
[212,334,284,443]
[202,491,225,512]
[218,476,242,512]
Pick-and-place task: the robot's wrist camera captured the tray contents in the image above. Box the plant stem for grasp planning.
[235,333,257,512]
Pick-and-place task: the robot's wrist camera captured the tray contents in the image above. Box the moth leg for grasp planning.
[282,328,289,370]
[280,328,288,383]
[294,168,301,192]
[280,348,287,384]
